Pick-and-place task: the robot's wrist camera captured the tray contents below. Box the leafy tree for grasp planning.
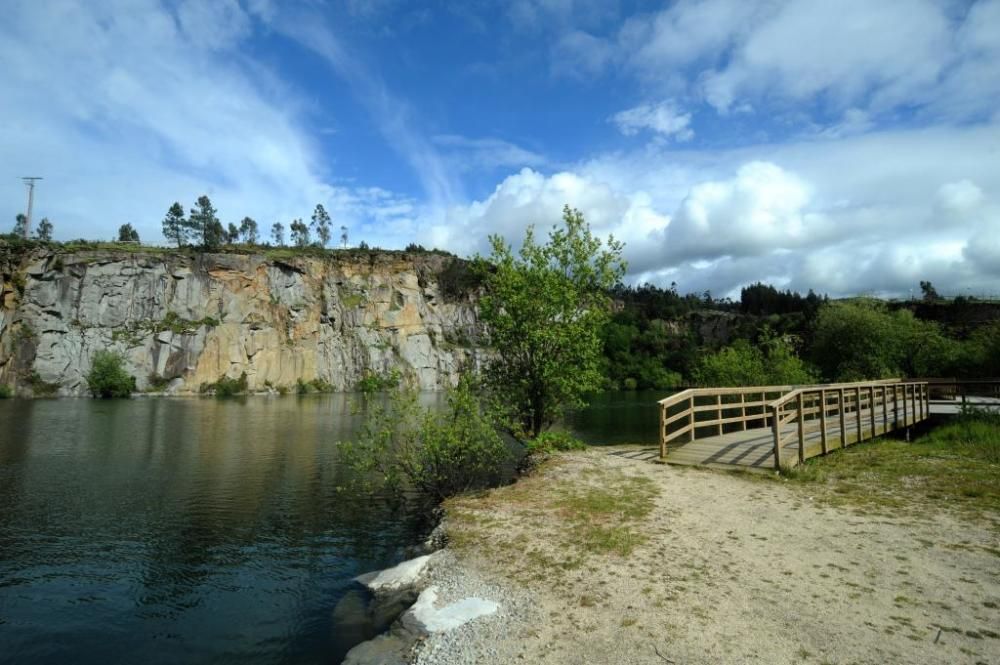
[920,280,940,302]
[311,204,331,247]
[162,202,187,247]
[339,379,511,500]
[289,218,310,247]
[13,214,27,236]
[475,205,626,439]
[271,221,285,246]
[226,222,239,244]
[117,223,140,242]
[239,217,258,244]
[340,225,348,248]
[34,217,53,241]
[86,351,136,398]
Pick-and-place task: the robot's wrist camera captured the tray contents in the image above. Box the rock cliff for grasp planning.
[0,246,483,396]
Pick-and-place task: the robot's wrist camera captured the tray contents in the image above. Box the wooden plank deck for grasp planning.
[665,408,892,469]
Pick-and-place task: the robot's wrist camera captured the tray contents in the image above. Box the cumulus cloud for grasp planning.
[611,101,694,141]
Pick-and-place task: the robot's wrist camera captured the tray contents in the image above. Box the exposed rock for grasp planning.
[401,586,498,634]
[355,554,433,593]
[0,248,483,395]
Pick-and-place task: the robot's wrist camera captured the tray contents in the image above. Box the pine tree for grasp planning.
[239,217,258,244]
[226,222,240,244]
[117,223,140,242]
[189,195,221,249]
[162,203,186,247]
[13,214,27,237]
[311,204,331,247]
[271,221,285,246]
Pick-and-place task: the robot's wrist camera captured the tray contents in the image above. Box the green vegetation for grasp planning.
[525,431,587,454]
[86,351,136,398]
[781,412,1000,516]
[201,372,248,397]
[339,380,512,500]
[356,368,401,393]
[111,312,220,345]
[0,384,13,398]
[296,377,335,394]
[476,205,626,439]
[117,223,140,243]
[692,330,817,387]
[26,371,60,397]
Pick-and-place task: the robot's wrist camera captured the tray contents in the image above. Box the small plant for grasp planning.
[86,351,136,398]
[0,384,13,399]
[356,368,402,393]
[206,372,248,397]
[146,373,174,392]
[526,431,587,454]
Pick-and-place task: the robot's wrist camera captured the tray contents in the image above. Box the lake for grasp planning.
[0,391,662,664]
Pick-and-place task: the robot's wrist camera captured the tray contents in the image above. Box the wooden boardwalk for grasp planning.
[658,380,931,471]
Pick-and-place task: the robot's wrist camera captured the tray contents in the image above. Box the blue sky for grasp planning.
[2,0,999,297]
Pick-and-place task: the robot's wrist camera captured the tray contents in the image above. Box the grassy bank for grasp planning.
[780,412,1000,521]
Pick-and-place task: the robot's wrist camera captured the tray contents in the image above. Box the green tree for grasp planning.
[289,218,310,247]
[117,223,140,242]
[226,222,239,244]
[340,379,511,500]
[188,195,223,249]
[920,280,939,302]
[162,202,187,247]
[311,204,331,247]
[239,217,258,244]
[271,221,285,246]
[34,217,53,241]
[86,351,136,398]
[475,205,626,439]
[13,213,27,236]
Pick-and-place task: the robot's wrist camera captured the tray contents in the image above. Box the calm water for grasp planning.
[0,392,661,665]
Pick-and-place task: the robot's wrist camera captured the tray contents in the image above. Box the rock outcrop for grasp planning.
[0,247,483,396]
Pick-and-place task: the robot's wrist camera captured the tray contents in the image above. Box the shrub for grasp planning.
[339,379,513,500]
[622,377,638,391]
[86,351,136,398]
[0,384,12,399]
[212,372,248,397]
[525,431,587,454]
[356,368,401,393]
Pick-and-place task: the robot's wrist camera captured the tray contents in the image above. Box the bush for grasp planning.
[525,431,587,454]
[0,384,12,398]
[693,331,816,387]
[339,379,513,500]
[623,377,638,391]
[86,351,136,398]
[213,372,248,397]
[356,368,401,393]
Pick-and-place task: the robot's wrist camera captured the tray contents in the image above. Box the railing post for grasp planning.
[716,394,723,436]
[882,385,888,433]
[772,405,782,470]
[911,383,917,424]
[820,389,828,455]
[838,388,847,448]
[854,386,863,444]
[688,396,696,443]
[660,402,667,459]
[740,393,747,431]
[894,384,900,427]
[868,385,876,439]
[902,384,908,426]
[797,392,806,464]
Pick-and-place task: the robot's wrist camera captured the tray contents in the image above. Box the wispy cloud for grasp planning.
[611,101,694,141]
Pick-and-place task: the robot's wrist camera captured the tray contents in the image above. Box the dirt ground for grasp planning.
[430,447,1000,665]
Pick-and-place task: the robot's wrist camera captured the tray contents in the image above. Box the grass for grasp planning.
[780,412,1000,517]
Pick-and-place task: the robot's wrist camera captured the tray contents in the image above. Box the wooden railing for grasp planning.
[657,379,903,459]
[766,381,929,469]
[921,378,1000,401]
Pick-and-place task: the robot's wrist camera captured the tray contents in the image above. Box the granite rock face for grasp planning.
[0,249,483,396]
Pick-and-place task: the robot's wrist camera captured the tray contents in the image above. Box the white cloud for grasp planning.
[432,135,546,171]
[611,101,694,141]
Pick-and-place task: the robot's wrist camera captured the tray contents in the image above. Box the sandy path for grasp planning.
[415,447,1000,665]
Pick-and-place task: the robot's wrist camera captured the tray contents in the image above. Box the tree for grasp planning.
[35,217,53,241]
[13,214,27,236]
[692,332,816,387]
[289,218,310,247]
[86,351,136,398]
[311,204,331,247]
[117,223,140,242]
[920,280,940,302]
[225,222,239,244]
[340,225,348,248]
[271,221,285,246]
[239,217,258,244]
[475,205,626,439]
[162,203,187,247]
[188,195,223,249]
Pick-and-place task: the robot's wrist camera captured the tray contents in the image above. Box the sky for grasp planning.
[1,0,999,298]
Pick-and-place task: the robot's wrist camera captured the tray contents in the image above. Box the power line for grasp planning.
[21,177,43,239]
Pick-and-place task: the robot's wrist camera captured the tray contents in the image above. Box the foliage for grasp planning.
[34,218,53,242]
[740,282,825,317]
[356,368,402,393]
[12,213,27,237]
[189,195,224,249]
[162,203,186,247]
[201,372,248,397]
[289,218,310,247]
[437,258,482,301]
[296,377,335,394]
[26,371,60,397]
[86,351,136,398]
[239,217,258,244]
[311,204,331,247]
[270,221,285,246]
[692,331,817,387]
[476,205,626,439]
[226,222,240,244]
[339,380,512,500]
[0,384,12,398]
[117,223,140,242]
[525,431,587,454]
[919,280,939,302]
